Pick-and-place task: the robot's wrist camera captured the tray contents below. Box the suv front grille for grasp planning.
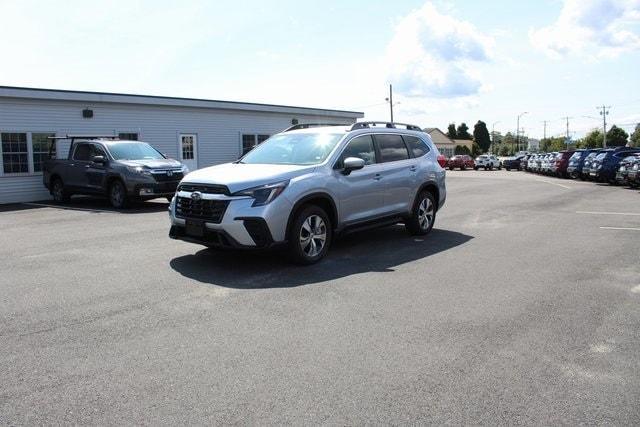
[178,183,229,195]
[176,196,229,223]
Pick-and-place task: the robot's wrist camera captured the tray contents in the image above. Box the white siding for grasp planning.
[0,96,360,204]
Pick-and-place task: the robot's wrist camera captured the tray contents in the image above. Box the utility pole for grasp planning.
[388,84,394,123]
[561,116,572,147]
[542,120,548,141]
[598,105,610,148]
[492,121,500,154]
[516,112,528,154]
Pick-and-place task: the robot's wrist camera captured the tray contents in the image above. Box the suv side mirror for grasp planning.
[92,155,106,164]
[342,157,365,175]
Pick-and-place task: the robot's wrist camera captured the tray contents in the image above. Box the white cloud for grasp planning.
[530,0,640,59]
[385,2,494,99]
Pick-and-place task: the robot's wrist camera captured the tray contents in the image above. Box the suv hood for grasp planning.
[119,159,183,169]
[181,162,316,193]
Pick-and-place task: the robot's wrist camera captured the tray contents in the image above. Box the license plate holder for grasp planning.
[185,219,205,237]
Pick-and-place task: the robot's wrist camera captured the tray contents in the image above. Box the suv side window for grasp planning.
[375,134,409,163]
[73,143,91,161]
[403,135,430,158]
[337,135,376,168]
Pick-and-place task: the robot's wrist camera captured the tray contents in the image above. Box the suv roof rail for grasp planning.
[349,121,423,132]
[282,123,346,132]
[48,134,120,142]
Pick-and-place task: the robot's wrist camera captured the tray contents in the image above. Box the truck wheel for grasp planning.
[52,178,70,203]
[288,205,332,265]
[474,166,478,170]
[406,191,436,236]
[109,180,129,209]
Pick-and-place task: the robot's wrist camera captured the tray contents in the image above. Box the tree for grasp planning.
[577,129,603,149]
[471,142,482,157]
[629,123,640,147]
[473,120,491,153]
[456,122,472,140]
[454,145,471,155]
[541,136,568,152]
[498,144,510,156]
[447,123,457,139]
[606,125,628,147]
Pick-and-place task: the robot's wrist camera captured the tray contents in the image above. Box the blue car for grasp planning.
[590,147,640,184]
[567,149,603,180]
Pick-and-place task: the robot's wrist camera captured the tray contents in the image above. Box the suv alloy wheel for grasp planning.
[289,205,332,264]
[405,191,436,236]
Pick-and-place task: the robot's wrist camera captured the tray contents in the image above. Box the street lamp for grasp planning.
[492,121,500,154]
[516,112,528,153]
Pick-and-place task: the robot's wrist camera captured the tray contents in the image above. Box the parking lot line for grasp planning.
[577,211,640,216]
[599,226,640,231]
[535,179,571,189]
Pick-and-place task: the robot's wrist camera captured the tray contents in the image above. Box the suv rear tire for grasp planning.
[405,191,436,236]
[288,205,332,265]
[109,180,129,209]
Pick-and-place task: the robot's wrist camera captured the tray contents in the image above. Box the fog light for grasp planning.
[139,188,154,195]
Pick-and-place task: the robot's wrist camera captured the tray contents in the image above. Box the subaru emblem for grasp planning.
[191,191,202,201]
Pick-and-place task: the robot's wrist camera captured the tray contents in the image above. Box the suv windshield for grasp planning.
[241,133,342,165]
[109,142,164,160]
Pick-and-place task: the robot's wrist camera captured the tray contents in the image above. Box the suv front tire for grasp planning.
[288,205,332,265]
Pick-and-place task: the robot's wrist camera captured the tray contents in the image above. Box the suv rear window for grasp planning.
[375,134,409,163]
[403,135,429,158]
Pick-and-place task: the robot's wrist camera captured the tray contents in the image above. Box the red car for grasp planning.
[447,155,475,170]
[553,150,574,178]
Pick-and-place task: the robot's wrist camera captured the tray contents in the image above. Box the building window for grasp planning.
[118,132,138,141]
[242,134,270,155]
[1,133,29,174]
[181,135,194,160]
[242,134,257,155]
[32,133,55,172]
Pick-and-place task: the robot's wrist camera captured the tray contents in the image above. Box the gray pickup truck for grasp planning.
[43,135,189,208]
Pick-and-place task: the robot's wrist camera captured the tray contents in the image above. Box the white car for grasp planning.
[474,155,501,170]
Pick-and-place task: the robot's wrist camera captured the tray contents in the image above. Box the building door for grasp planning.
[179,134,198,171]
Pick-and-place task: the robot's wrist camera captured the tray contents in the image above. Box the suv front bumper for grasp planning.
[168,191,293,248]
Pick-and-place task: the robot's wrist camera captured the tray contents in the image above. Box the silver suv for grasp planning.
[169,122,446,264]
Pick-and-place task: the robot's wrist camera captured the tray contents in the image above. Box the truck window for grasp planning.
[89,144,106,159]
[73,144,91,161]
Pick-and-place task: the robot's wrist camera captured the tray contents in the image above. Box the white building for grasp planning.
[0,86,362,204]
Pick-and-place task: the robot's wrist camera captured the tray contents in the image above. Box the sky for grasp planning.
[1,0,639,139]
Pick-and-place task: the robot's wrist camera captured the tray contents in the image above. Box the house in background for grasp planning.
[424,128,456,157]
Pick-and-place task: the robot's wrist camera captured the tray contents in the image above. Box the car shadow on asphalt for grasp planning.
[6,196,170,214]
[169,226,473,289]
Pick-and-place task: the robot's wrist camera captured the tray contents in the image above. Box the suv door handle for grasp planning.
[409,166,417,172]
[373,173,382,181]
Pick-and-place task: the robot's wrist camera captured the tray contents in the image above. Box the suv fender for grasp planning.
[285,192,339,240]
[412,182,441,213]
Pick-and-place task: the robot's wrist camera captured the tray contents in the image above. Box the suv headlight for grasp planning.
[127,166,152,176]
[233,180,289,207]
[180,164,189,174]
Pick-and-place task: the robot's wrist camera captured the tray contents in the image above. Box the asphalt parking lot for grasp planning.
[1,170,639,425]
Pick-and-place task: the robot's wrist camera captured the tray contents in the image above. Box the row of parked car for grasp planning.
[513,147,640,187]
